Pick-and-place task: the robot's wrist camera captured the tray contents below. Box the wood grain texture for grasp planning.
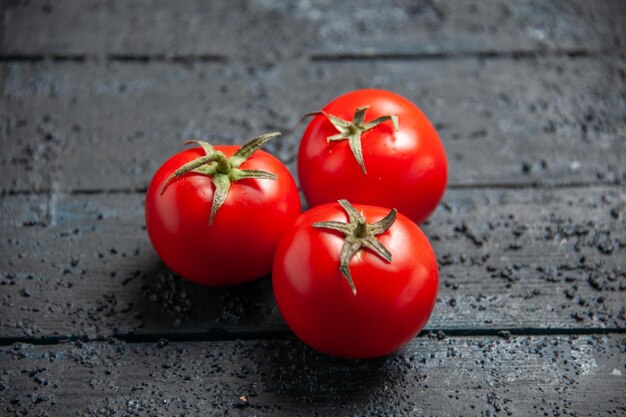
[2,55,624,192]
[1,335,624,416]
[2,0,624,58]
[1,186,623,340]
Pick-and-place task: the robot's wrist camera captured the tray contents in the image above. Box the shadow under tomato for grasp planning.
[131,257,278,333]
[251,338,407,410]
[128,258,412,413]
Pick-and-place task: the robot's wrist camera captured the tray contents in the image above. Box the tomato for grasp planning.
[272,200,438,358]
[146,133,301,286]
[297,89,447,224]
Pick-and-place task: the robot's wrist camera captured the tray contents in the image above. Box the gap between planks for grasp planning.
[0,47,620,64]
[309,48,619,62]
[1,327,625,348]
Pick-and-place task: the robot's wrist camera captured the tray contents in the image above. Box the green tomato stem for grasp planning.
[160,132,281,225]
[313,199,397,295]
[301,106,399,174]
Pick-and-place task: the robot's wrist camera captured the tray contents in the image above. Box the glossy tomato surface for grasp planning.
[298,89,447,224]
[272,202,438,358]
[146,145,301,286]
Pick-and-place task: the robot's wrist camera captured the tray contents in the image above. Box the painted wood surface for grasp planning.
[3,0,623,58]
[1,186,623,340]
[1,1,624,415]
[1,335,624,416]
[2,56,624,192]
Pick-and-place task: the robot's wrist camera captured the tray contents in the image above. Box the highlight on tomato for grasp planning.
[272,199,439,358]
[297,89,447,224]
[145,132,301,286]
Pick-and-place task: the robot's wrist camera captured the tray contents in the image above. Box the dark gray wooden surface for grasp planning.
[3,57,625,192]
[1,1,624,416]
[1,335,625,416]
[1,187,624,341]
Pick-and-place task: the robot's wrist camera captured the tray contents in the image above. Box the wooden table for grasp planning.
[1,1,624,415]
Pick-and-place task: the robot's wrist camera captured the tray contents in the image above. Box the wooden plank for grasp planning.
[267,56,625,188]
[0,193,50,228]
[2,0,624,58]
[1,334,624,416]
[2,56,624,192]
[1,60,250,192]
[1,186,623,340]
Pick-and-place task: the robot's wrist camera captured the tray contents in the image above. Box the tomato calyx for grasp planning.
[304,106,399,174]
[160,132,281,224]
[313,199,397,295]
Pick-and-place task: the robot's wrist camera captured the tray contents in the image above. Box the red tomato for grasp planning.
[146,134,301,286]
[272,200,438,358]
[298,89,447,224]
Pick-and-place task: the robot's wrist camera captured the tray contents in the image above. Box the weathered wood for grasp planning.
[2,56,624,192]
[2,0,624,59]
[1,186,623,340]
[2,2,624,415]
[1,335,624,416]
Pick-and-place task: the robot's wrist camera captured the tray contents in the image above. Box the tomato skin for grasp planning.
[298,89,447,224]
[272,202,438,358]
[146,145,301,286]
